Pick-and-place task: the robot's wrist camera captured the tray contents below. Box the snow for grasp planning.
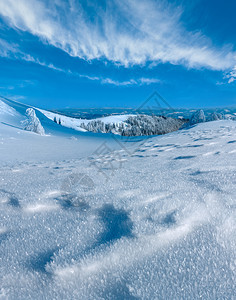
[207,112,224,121]
[0,98,24,125]
[189,109,206,125]
[38,108,135,132]
[24,108,45,135]
[0,100,17,118]
[0,98,235,299]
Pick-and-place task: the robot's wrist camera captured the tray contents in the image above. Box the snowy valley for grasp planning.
[0,98,235,299]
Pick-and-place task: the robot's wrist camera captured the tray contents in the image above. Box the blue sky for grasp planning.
[0,0,236,109]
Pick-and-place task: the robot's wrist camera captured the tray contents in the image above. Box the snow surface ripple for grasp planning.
[0,99,235,299]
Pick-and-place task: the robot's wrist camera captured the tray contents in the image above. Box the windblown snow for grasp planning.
[0,98,235,299]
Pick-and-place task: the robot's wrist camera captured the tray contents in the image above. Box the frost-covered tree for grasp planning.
[121,115,184,136]
[24,108,45,135]
[208,112,223,121]
[79,115,185,136]
[189,110,226,125]
[189,110,206,125]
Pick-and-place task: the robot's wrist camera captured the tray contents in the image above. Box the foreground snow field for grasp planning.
[0,100,235,299]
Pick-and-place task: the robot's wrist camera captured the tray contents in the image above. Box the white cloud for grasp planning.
[0,38,19,57]
[100,77,160,86]
[0,0,236,70]
[75,74,160,87]
[24,54,162,86]
[139,78,160,85]
[0,39,68,71]
[0,38,159,86]
[225,66,236,83]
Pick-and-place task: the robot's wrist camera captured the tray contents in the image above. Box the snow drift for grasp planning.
[0,97,235,299]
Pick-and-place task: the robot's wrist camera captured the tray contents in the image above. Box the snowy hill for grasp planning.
[0,97,129,162]
[0,98,235,299]
[39,106,134,133]
[0,97,24,125]
[0,96,185,137]
[39,107,185,136]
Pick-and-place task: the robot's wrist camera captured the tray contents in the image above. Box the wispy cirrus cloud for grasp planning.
[0,38,20,58]
[100,77,160,86]
[225,66,236,83]
[0,0,236,71]
[0,38,159,87]
[0,37,67,71]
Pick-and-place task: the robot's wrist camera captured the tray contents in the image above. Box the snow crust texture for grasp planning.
[0,99,235,299]
[0,119,236,299]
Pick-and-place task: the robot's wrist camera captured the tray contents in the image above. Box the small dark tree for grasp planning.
[59,118,61,125]
[54,116,57,123]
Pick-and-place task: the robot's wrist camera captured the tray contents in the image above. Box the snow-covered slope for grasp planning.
[0,98,24,126]
[0,98,132,162]
[0,97,186,138]
[39,108,185,136]
[0,98,235,299]
[39,107,134,131]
